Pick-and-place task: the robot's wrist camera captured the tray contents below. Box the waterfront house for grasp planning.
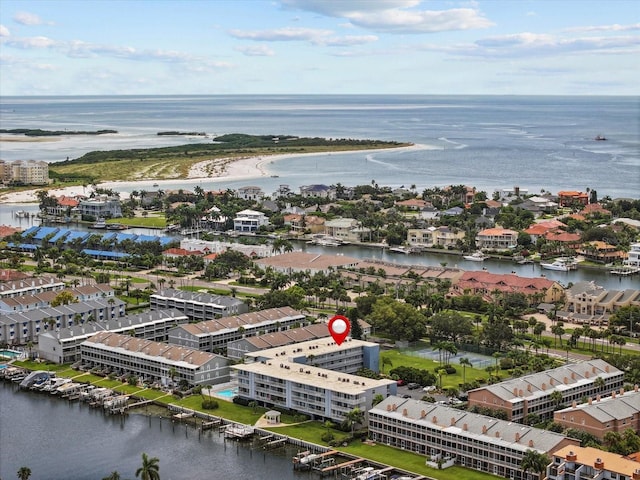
[233,209,269,232]
[467,359,624,422]
[625,242,640,267]
[324,217,371,243]
[553,386,640,440]
[475,227,518,250]
[78,195,122,219]
[369,396,579,480]
[81,331,230,386]
[299,184,336,199]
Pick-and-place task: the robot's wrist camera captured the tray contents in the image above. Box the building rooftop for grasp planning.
[372,396,574,454]
[552,445,640,476]
[555,387,640,423]
[469,359,622,403]
[255,252,360,272]
[84,331,220,368]
[151,288,245,308]
[232,360,395,395]
[245,336,379,362]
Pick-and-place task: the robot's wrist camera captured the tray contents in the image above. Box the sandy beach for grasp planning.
[0,144,426,204]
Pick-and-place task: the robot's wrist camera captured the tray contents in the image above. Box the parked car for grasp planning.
[407,382,421,390]
[396,379,406,386]
[422,385,437,393]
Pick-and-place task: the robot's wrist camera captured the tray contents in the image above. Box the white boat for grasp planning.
[91,218,107,229]
[310,234,344,247]
[463,251,488,261]
[610,266,640,276]
[540,257,577,271]
[389,246,414,254]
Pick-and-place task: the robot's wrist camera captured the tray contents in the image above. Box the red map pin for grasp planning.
[328,315,351,345]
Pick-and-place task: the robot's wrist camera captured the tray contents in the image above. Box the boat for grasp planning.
[610,266,640,276]
[152,183,159,187]
[594,135,607,141]
[540,257,578,271]
[106,223,127,230]
[90,218,107,229]
[389,246,413,254]
[309,234,344,247]
[463,251,488,262]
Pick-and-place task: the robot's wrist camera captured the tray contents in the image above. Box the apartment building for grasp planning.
[0,297,126,345]
[566,282,640,318]
[0,159,49,185]
[80,331,230,386]
[243,337,382,374]
[231,360,396,423]
[168,307,307,354]
[553,387,640,440]
[547,446,640,480]
[150,289,248,321]
[369,396,579,480]
[0,284,114,313]
[37,309,188,364]
[0,276,65,298]
[467,360,624,422]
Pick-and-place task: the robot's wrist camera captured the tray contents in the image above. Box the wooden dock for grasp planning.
[320,457,364,474]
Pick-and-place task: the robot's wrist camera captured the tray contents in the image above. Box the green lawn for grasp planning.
[381,346,490,389]
[111,216,167,228]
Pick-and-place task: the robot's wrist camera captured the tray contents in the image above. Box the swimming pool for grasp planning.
[216,388,238,399]
[0,349,21,359]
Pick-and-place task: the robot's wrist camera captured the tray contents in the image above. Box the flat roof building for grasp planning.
[232,359,396,423]
[467,359,624,422]
[244,336,381,374]
[81,331,230,387]
[369,396,580,480]
[254,252,360,275]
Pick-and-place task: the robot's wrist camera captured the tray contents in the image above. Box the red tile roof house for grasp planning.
[544,231,582,251]
[162,248,203,260]
[450,271,565,305]
[580,203,611,217]
[395,198,428,210]
[0,225,21,239]
[557,191,589,207]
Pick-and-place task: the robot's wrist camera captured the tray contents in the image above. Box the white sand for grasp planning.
[0,144,427,204]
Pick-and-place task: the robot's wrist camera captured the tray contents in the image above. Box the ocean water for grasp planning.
[0,95,638,198]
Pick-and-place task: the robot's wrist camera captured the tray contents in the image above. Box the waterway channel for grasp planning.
[0,381,308,480]
[0,203,636,290]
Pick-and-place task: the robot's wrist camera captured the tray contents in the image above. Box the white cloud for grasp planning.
[235,45,275,56]
[0,24,10,37]
[5,36,58,49]
[13,11,49,26]
[281,0,493,34]
[564,23,640,33]
[229,26,333,42]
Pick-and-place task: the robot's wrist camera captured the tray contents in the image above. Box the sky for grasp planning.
[0,0,639,96]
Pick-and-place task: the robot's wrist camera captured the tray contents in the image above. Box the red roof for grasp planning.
[545,231,581,243]
[162,248,203,256]
[0,225,20,238]
[457,271,556,292]
[56,195,80,207]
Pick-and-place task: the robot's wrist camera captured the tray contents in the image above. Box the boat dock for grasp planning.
[223,424,254,440]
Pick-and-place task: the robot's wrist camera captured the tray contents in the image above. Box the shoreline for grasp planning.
[0,143,425,204]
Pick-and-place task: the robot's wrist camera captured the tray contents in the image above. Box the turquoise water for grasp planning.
[216,388,238,399]
[0,350,21,359]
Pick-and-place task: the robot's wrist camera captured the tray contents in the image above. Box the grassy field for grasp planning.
[50,143,408,182]
[109,216,167,228]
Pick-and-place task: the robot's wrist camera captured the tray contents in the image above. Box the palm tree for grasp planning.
[381,356,393,374]
[520,449,550,480]
[549,390,564,409]
[17,466,32,480]
[459,357,472,385]
[593,376,605,391]
[135,452,160,480]
[102,472,121,480]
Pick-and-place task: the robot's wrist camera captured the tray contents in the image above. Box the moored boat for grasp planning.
[540,257,578,271]
[463,251,488,262]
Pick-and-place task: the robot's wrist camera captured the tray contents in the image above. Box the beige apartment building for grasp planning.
[0,159,49,185]
[547,446,640,480]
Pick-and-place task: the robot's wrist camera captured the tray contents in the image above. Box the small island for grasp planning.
[48,133,412,184]
[0,128,118,137]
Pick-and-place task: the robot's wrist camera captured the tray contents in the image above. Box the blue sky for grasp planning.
[0,0,638,95]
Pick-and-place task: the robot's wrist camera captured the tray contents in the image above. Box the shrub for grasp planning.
[321,431,335,443]
[202,399,219,410]
[444,366,457,374]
